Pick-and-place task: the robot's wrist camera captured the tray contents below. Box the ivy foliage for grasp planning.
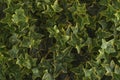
[0,0,120,80]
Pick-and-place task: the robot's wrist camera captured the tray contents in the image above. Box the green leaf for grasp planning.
[9,46,19,58]
[113,73,120,80]
[1,0,120,79]
[112,0,120,9]
[96,28,112,39]
[101,39,115,54]
[9,33,19,44]
[101,39,108,49]
[101,4,116,21]
[102,64,112,76]
[42,70,53,80]
[42,5,55,17]
[70,65,84,76]
[98,20,107,29]
[110,60,115,70]
[44,0,50,3]
[51,0,63,12]
[16,54,37,69]
[12,8,27,24]
[96,49,105,63]
[68,1,86,15]
[71,23,79,34]
[6,63,22,80]
[0,13,12,25]
[83,68,93,77]
[115,40,120,49]
[114,65,120,74]
[114,11,120,21]
[54,63,66,78]
[32,68,40,79]
[99,0,111,6]
[20,36,36,48]
[116,26,120,31]
[16,54,24,68]
[47,25,59,37]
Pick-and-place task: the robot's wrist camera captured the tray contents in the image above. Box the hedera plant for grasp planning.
[0,0,120,80]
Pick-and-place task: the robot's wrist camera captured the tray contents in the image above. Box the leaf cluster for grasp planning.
[0,0,120,80]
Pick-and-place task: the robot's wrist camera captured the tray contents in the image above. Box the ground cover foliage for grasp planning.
[0,0,120,80]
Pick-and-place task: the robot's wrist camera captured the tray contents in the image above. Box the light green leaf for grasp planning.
[110,60,115,70]
[71,23,79,34]
[114,11,120,21]
[51,0,63,12]
[12,8,27,24]
[102,64,112,76]
[32,68,40,79]
[47,25,59,37]
[16,54,37,69]
[42,5,54,17]
[96,49,105,63]
[83,68,93,77]
[44,0,50,3]
[101,39,115,54]
[116,26,120,31]
[69,1,86,15]
[114,65,120,74]
[98,20,107,29]
[101,39,107,49]
[42,70,53,80]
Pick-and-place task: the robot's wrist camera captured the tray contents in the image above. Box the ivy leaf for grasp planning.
[68,1,89,26]
[16,54,37,69]
[101,39,116,54]
[112,0,120,10]
[114,11,120,21]
[16,54,25,68]
[113,73,120,80]
[99,0,111,6]
[1,13,12,25]
[96,49,105,63]
[69,1,86,15]
[98,20,107,29]
[110,60,115,70]
[12,8,27,24]
[20,36,36,48]
[115,40,120,49]
[114,65,120,74]
[54,63,66,78]
[47,25,59,37]
[6,63,22,80]
[83,68,93,77]
[70,65,84,75]
[42,70,53,80]
[116,26,120,31]
[32,68,40,79]
[51,0,63,12]
[102,64,112,76]
[68,33,84,53]
[42,5,55,17]
[101,4,116,21]
[71,23,79,34]
[9,33,19,44]
[96,28,112,39]
[9,46,19,58]
[44,0,50,3]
